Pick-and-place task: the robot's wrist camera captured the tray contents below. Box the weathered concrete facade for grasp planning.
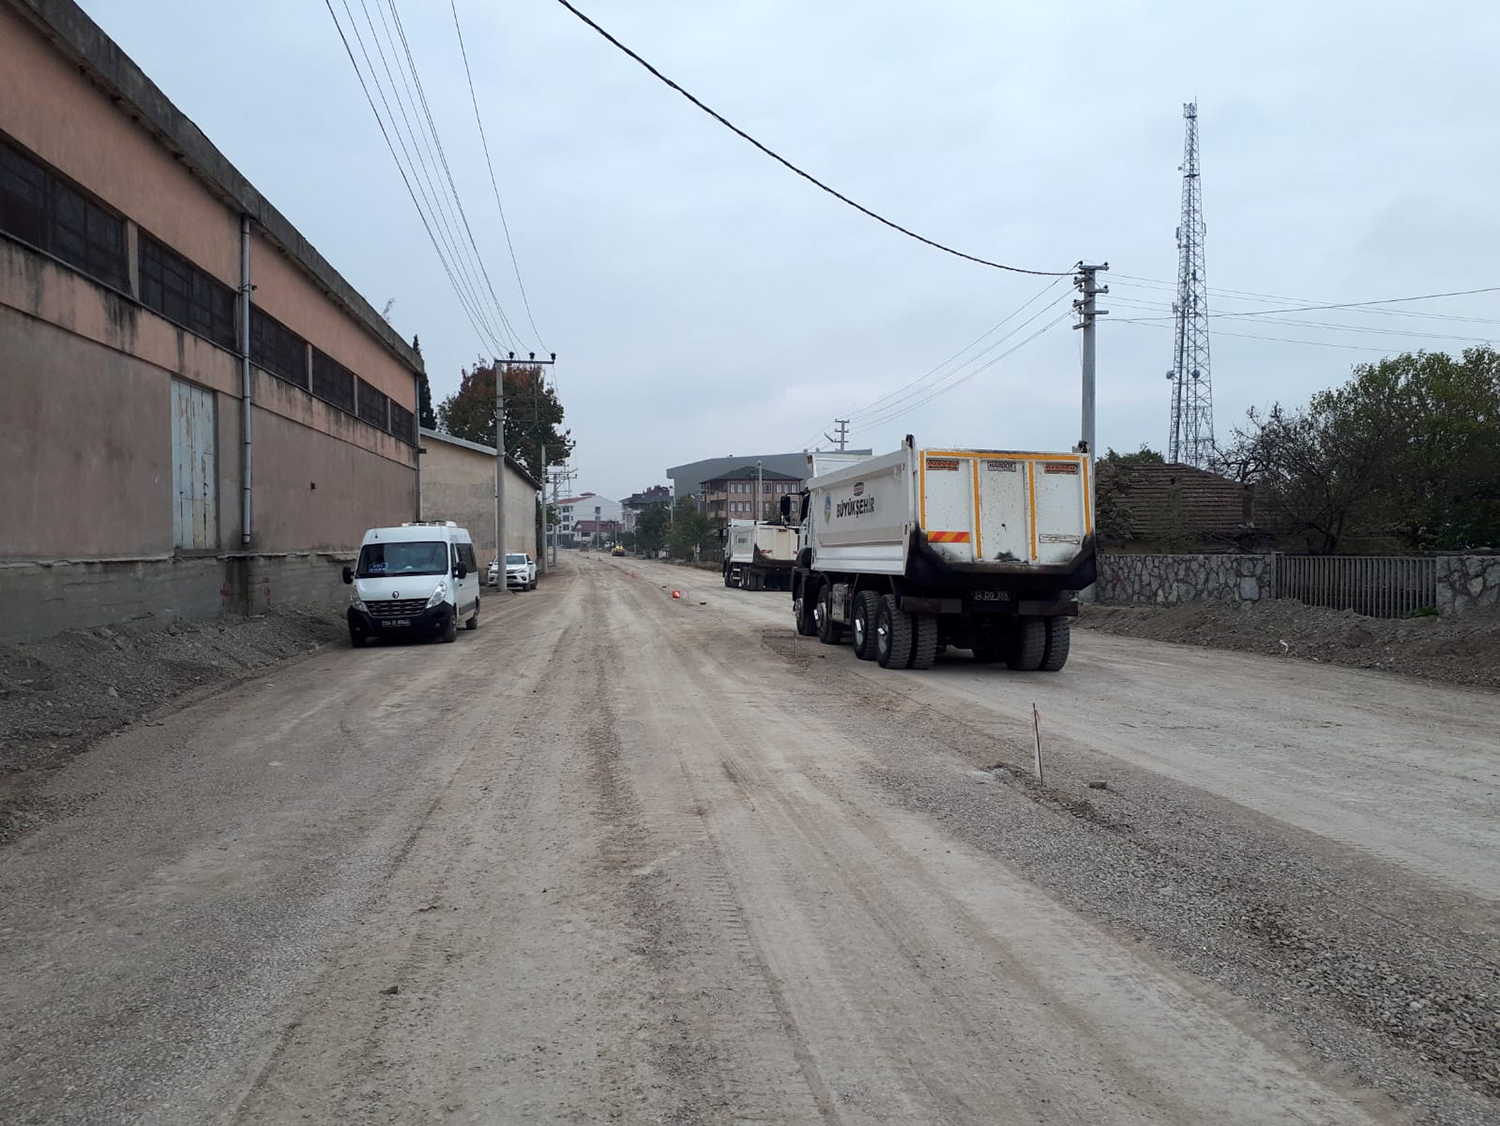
[419,430,541,566]
[0,0,424,642]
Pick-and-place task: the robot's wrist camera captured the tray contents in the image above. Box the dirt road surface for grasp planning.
[2,556,1496,1125]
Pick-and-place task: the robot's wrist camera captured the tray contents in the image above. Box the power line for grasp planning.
[854,309,1074,430]
[550,0,1071,277]
[1116,318,1404,353]
[325,0,504,355]
[386,0,526,349]
[846,277,1067,422]
[355,0,511,351]
[451,0,548,351]
[1112,274,1500,325]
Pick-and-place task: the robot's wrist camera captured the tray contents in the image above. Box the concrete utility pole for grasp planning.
[1073,262,1109,521]
[537,443,547,578]
[824,418,849,452]
[756,460,763,526]
[494,351,556,577]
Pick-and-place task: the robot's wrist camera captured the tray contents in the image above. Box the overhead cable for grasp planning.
[550,0,1070,277]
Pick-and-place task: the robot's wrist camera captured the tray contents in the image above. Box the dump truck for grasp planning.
[786,436,1095,671]
[722,520,801,591]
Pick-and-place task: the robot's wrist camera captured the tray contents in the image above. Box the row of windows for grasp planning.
[1,136,128,291]
[1,133,416,445]
[723,480,797,494]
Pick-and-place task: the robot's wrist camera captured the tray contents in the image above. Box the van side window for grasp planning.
[458,543,478,573]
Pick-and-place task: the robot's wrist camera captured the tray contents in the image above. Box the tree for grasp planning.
[1101,445,1166,467]
[435,358,573,480]
[413,336,437,430]
[1215,347,1500,552]
[635,503,669,556]
[1095,446,1167,548]
[667,498,715,560]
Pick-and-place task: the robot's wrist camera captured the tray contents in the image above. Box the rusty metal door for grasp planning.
[171,379,217,550]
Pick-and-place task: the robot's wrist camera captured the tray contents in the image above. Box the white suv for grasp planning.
[505,552,538,591]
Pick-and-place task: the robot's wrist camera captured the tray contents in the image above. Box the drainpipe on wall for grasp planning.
[239,215,253,548]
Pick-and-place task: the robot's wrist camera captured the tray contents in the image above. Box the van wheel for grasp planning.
[348,626,365,648]
[465,603,479,630]
[442,610,458,643]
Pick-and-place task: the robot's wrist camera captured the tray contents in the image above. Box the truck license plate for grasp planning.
[972,590,1010,602]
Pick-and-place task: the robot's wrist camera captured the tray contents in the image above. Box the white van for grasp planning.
[342,522,481,646]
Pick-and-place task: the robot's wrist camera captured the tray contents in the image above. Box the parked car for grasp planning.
[343,521,480,646]
[505,552,538,591]
[486,557,500,586]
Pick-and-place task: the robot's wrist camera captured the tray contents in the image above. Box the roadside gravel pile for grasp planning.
[1078,601,1500,688]
[0,612,338,841]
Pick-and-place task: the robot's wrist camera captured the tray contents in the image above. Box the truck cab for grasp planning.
[343,522,481,646]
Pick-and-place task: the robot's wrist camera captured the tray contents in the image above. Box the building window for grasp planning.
[310,348,356,415]
[0,137,128,291]
[249,305,307,388]
[139,233,236,350]
[389,402,414,444]
[357,377,389,430]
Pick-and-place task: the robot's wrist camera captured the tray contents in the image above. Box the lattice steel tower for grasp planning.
[1167,102,1214,467]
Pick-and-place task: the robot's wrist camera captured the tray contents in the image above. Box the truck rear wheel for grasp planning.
[1006,617,1045,670]
[1040,617,1071,671]
[794,586,818,636]
[816,586,844,645]
[875,594,913,668]
[851,590,880,660]
[909,613,938,670]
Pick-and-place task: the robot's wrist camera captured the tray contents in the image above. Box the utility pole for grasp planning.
[494,350,556,582]
[756,459,763,526]
[824,418,849,452]
[1073,263,1109,461]
[537,442,547,578]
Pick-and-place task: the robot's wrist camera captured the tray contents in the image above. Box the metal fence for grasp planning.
[1273,555,1436,618]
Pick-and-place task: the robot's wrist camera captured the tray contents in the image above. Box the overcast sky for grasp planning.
[80,0,1499,500]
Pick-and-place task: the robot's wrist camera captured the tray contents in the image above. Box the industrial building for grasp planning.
[0,0,424,641]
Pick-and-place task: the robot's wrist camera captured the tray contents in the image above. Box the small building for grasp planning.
[418,429,541,565]
[620,485,672,531]
[573,519,622,547]
[0,0,423,641]
[555,493,621,547]
[701,466,802,524]
[1096,461,1258,551]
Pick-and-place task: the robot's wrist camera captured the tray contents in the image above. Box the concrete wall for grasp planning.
[419,434,539,564]
[1437,555,1500,618]
[1092,553,1275,607]
[0,0,424,642]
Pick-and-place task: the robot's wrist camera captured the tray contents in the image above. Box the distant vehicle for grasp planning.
[343,521,480,646]
[790,437,1094,671]
[486,557,500,586]
[505,552,538,591]
[723,520,800,591]
[611,544,626,557]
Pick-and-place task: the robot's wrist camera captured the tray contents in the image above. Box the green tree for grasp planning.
[1216,347,1500,552]
[1095,446,1166,547]
[1101,445,1166,466]
[635,503,669,555]
[667,498,714,560]
[413,336,437,430]
[435,358,572,480]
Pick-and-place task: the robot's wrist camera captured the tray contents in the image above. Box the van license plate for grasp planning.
[972,590,1010,602]
[383,618,411,628]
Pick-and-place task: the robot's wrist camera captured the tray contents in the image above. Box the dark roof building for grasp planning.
[1096,462,1257,549]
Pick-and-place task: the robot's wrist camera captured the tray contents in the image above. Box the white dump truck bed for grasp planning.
[727,521,800,565]
[807,444,1093,577]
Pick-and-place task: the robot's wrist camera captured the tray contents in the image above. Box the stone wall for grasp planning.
[1092,553,1275,608]
[1437,555,1500,618]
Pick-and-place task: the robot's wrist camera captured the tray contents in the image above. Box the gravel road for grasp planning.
[1,557,1495,1125]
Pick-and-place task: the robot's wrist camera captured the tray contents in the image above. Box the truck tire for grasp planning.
[851,590,880,660]
[875,594,913,668]
[1005,616,1045,670]
[909,613,938,669]
[816,586,844,644]
[1040,616,1071,671]
[794,585,819,636]
[724,569,733,588]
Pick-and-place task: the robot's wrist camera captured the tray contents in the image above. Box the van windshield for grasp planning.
[356,541,448,578]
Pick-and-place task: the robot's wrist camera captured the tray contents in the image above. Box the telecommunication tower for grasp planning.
[1167,103,1215,467]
